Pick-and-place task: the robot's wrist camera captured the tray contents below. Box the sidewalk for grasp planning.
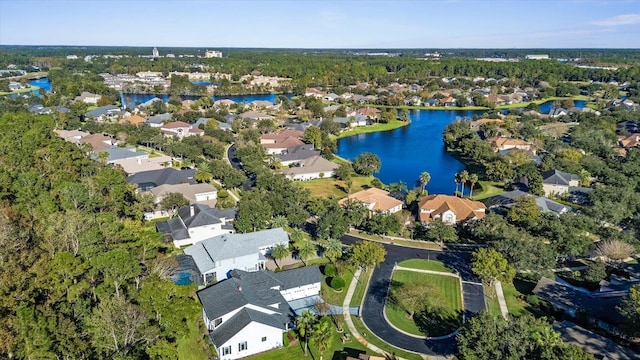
[494,281,509,320]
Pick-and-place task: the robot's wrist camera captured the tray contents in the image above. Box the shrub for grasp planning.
[323,264,337,277]
[330,276,345,291]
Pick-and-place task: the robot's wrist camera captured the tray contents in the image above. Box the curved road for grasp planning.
[226,144,255,190]
[341,235,485,356]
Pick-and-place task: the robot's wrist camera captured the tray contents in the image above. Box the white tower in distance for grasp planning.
[152,47,159,58]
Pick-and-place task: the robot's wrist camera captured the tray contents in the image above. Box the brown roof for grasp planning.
[487,137,531,149]
[78,133,116,152]
[619,133,640,148]
[357,108,382,117]
[161,121,191,129]
[260,130,305,149]
[418,194,486,223]
[339,188,403,212]
[439,96,455,104]
[119,114,147,125]
[281,155,338,177]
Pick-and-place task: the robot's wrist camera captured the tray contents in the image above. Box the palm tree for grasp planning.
[454,172,461,196]
[469,173,479,198]
[296,310,316,357]
[419,171,431,195]
[271,243,290,269]
[271,215,289,229]
[297,241,317,266]
[289,228,305,244]
[194,163,213,183]
[459,170,469,197]
[324,238,344,263]
[312,320,333,360]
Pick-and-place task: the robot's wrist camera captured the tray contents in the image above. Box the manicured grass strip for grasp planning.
[350,316,424,360]
[300,175,374,198]
[470,181,505,200]
[337,120,409,139]
[398,259,453,273]
[484,285,502,318]
[503,280,535,317]
[385,270,462,337]
[348,230,443,250]
[321,267,354,306]
[350,267,372,307]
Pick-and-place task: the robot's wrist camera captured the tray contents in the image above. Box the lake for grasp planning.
[337,100,585,195]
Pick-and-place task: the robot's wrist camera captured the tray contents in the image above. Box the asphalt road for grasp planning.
[226,144,255,190]
[341,235,486,356]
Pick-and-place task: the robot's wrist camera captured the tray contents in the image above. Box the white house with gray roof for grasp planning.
[184,227,290,284]
[196,266,322,360]
[541,169,580,197]
[157,204,236,248]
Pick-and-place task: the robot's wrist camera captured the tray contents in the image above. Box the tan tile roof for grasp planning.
[439,96,455,104]
[78,133,116,151]
[260,130,305,149]
[339,188,403,212]
[487,137,531,149]
[151,182,217,203]
[281,155,338,176]
[161,121,191,129]
[119,114,147,125]
[418,194,486,223]
[619,133,640,148]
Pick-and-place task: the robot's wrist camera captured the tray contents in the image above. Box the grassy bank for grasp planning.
[385,270,462,337]
[398,259,454,273]
[336,119,409,139]
[300,175,375,198]
[470,181,505,200]
[350,317,424,360]
[0,85,40,96]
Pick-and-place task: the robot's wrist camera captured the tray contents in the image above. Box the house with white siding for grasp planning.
[197,265,322,360]
[156,204,236,248]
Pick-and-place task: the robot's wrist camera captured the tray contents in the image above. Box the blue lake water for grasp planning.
[28,77,52,93]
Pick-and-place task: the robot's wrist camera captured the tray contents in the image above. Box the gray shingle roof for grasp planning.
[541,170,579,186]
[159,204,237,241]
[146,113,172,124]
[94,147,146,162]
[126,168,196,191]
[84,105,121,118]
[485,190,571,215]
[210,307,287,346]
[553,321,638,360]
[277,144,319,162]
[183,228,289,274]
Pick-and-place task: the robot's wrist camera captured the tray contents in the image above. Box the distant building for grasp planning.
[525,54,549,60]
[205,50,223,58]
[152,47,159,58]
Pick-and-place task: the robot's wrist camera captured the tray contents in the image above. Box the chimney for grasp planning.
[190,205,195,217]
[237,286,242,292]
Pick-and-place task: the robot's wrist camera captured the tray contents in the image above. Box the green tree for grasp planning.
[159,192,189,217]
[271,215,289,229]
[297,241,317,266]
[347,241,386,271]
[323,238,344,263]
[303,126,323,150]
[619,284,640,337]
[424,219,458,245]
[336,162,353,181]
[391,280,439,319]
[471,248,515,288]
[459,170,469,197]
[312,318,333,360]
[271,243,290,269]
[418,171,431,195]
[469,173,479,198]
[234,191,273,233]
[194,163,213,183]
[93,248,142,299]
[296,310,316,356]
[352,152,381,176]
[506,195,541,226]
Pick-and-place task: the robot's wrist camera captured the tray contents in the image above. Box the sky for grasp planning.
[0,0,639,48]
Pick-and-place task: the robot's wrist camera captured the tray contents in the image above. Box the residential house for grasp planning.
[214,99,236,108]
[541,170,580,197]
[145,113,172,127]
[485,190,572,216]
[144,182,216,219]
[75,91,102,104]
[469,118,504,132]
[424,98,439,107]
[84,105,122,122]
[276,144,319,166]
[54,129,90,143]
[111,155,173,175]
[140,97,165,109]
[339,188,403,214]
[8,81,23,91]
[77,133,117,152]
[486,95,506,106]
[196,266,322,360]
[439,96,457,107]
[250,100,274,109]
[119,114,147,126]
[160,121,204,139]
[29,104,70,115]
[487,137,536,154]
[156,204,235,247]
[533,277,624,333]
[333,114,369,129]
[323,93,340,102]
[280,155,339,181]
[259,129,305,154]
[619,133,640,149]
[239,111,273,122]
[92,147,148,164]
[418,194,486,224]
[552,321,638,360]
[304,88,325,98]
[126,167,196,192]
[357,107,381,120]
[184,227,291,284]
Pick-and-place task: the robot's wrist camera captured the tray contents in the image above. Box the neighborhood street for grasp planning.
[341,235,486,356]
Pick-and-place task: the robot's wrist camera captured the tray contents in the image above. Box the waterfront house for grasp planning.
[487,136,536,154]
[418,194,486,224]
[339,188,403,214]
[439,96,457,107]
[156,204,235,247]
[75,91,102,104]
[259,129,305,154]
[357,107,381,120]
[196,265,322,360]
[485,190,572,216]
[280,155,339,181]
[304,88,325,98]
[184,227,290,284]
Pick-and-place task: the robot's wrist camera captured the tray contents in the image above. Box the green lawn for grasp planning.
[503,280,535,317]
[350,317,424,360]
[470,181,505,200]
[350,268,372,307]
[484,285,502,318]
[398,259,453,273]
[176,315,212,360]
[0,85,40,95]
[348,230,443,250]
[385,270,462,337]
[321,267,355,306]
[300,175,375,198]
[337,120,409,139]
[245,318,371,360]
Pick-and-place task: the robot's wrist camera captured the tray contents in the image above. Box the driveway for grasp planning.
[340,235,485,356]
